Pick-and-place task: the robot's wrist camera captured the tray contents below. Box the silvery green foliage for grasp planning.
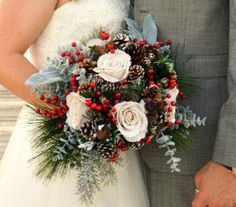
[156,133,181,173]
[125,14,158,44]
[176,106,206,129]
[25,66,68,97]
[53,124,79,162]
[77,152,117,206]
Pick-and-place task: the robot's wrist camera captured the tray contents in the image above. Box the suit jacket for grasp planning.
[133,0,236,175]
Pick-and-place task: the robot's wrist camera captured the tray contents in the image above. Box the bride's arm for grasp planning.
[0,0,58,105]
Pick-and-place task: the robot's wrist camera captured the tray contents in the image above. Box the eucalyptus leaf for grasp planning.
[142,14,158,44]
[25,66,66,87]
[125,18,143,40]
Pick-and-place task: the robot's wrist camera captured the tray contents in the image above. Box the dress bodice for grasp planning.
[28,0,129,69]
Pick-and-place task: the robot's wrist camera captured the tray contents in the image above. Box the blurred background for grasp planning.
[0,85,24,161]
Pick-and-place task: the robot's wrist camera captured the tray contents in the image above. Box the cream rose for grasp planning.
[114,101,148,142]
[164,87,179,123]
[93,49,131,83]
[66,92,89,130]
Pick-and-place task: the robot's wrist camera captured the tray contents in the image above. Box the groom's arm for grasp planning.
[213,0,236,168]
[193,1,236,206]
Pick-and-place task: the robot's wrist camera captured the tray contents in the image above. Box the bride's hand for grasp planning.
[0,0,59,106]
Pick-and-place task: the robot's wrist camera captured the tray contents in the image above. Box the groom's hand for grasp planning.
[192,161,236,207]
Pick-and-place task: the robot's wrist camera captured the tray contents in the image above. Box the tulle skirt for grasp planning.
[0,107,150,207]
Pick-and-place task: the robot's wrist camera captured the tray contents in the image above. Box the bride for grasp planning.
[0,0,150,206]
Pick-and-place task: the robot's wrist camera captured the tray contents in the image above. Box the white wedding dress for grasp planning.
[0,0,150,206]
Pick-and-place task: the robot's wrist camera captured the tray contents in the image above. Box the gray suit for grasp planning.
[133,0,236,206]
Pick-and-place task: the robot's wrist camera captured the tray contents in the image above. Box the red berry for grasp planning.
[60,51,66,57]
[78,55,85,62]
[99,31,110,40]
[71,42,77,47]
[167,122,173,128]
[40,95,45,101]
[163,101,168,106]
[46,98,51,104]
[85,99,93,107]
[148,75,154,80]
[175,119,181,125]
[166,93,172,99]
[95,91,102,97]
[133,38,138,42]
[139,40,148,46]
[35,108,41,114]
[58,112,65,118]
[103,99,110,105]
[110,49,116,54]
[112,117,117,123]
[117,140,125,147]
[121,147,128,152]
[73,86,78,92]
[168,107,173,112]
[156,82,162,87]
[66,51,72,57]
[43,109,48,116]
[149,81,155,86]
[115,93,121,99]
[89,82,96,88]
[114,100,120,104]
[58,123,64,129]
[96,105,102,111]
[102,105,109,111]
[148,68,154,75]
[171,101,176,106]
[152,43,161,49]
[46,113,52,119]
[166,40,172,45]
[69,57,75,64]
[91,103,97,110]
[158,41,164,47]
[75,50,81,56]
[145,137,152,144]
[111,107,116,112]
[178,92,186,99]
[107,42,114,50]
[65,89,71,95]
[109,157,116,162]
[70,75,77,83]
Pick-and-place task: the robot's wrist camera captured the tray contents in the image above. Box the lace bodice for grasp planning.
[28,0,129,69]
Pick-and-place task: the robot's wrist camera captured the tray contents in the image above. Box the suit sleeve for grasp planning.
[213,0,236,167]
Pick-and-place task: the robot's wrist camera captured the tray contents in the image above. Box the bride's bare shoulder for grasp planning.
[0,0,59,53]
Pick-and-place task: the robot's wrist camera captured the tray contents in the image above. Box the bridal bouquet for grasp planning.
[26,15,206,204]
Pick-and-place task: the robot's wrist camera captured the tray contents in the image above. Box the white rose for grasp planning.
[114,101,148,142]
[66,92,89,130]
[93,49,131,83]
[164,87,179,123]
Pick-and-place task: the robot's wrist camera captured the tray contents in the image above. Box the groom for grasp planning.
[133,0,236,206]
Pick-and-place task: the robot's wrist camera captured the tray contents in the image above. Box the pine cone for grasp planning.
[113,33,131,50]
[160,78,169,88]
[146,112,158,125]
[129,140,145,150]
[141,57,152,66]
[128,65,145,81]
[78,58,97,72]
[145,100,159,113]
[148,52,156,61]
[120,90,140,102]
[96,125,111,140]
[93,76,117,91]
[80,121,97,140]
[78,83,90,94]
[97,144,117,160]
